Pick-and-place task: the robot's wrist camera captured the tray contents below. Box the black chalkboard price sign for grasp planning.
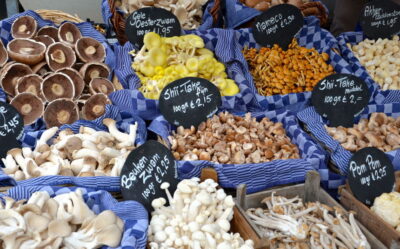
[120,140,179,212]
[159,77,222,128]
[311,74,370,128]
[0,102,23,159]
[348,147,395,206]
[360,0,400,40]
[125,7,181,48]
[252,4,303,49]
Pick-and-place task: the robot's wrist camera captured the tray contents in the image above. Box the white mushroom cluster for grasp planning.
[149,179,254,249]
[326,112,400,152]
[349,36,400,90]
[246,193,370,249]
[371,192,400,232]
[0,189,124,248]
[1,118,137,180]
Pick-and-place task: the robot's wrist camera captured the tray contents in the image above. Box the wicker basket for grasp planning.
[36,9,84,25]
[107,0,222,45]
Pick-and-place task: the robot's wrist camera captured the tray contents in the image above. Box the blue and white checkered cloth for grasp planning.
[0,186,148,249]
[148,109,327,194]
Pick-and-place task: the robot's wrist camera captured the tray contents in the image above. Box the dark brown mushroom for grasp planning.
[79,62,110,83]
[89,78,115,95]
[72,62,84,71]
[37,26,59,41]
[77,94,91,110]
[16,74,45,101]
[7,38,46,65]
[0,63,33,96]
[41,72,75,101]
[10,92,44,125]
[58,22,82,46]
[44,98,79,127]
[56,68,84,99]
[11,16,37,39]
[75,37,106,63]
[31,61,51,76]
[33,35,55,48]
[82,93,110,120]
[45,42,76,71]
[0,40,8,67]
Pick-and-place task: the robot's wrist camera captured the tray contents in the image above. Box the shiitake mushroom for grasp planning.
[89,78,115,95]
[41,72,75,101]
[56,68,84,99]
[45,42,76,71]
[10,92,44,125]
[82,93,110,120]
[7,38,46,65]
[44,98,79,127]
[0,62,33,96]
[75,37,105,63]
[58,22,82,47]
[16,74,45,101]
[37,26,59,41]
[11,16,37,39]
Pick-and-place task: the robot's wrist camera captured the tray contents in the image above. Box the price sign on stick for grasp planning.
[252,4,303,49]
[0,102,23,159]
[360,0,400,40]
[125,7,181,48]
[120,140,179,212]
[311,74,370,127]
[348,147,395,206]
[159,77,222,128]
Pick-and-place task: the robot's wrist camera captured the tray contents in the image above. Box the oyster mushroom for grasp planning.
[56,68,85,99]
[58,22,82,46]
[89,78,115,95]
[11,16,37,39]
[75,37,106,63]
[16,74,45,101]
[79,62,110,83]
[82,93,110,120]
[41,72,75,101]
[37,26,59,41]
[31,61,51,76]
[7,38,46,65]
[10,92,44,125]
[33,35,55,48]
[0,62,33,96]
[45,42,76,71]
[44,98,79,127]
[0,40,8,67]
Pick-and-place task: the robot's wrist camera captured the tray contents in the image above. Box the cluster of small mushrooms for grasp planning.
[246,193,370,249]
[168,112,300,164]
[371,192,400,232]
[116,0,209,30]
[1,118,137,180]
[0,15,118,127]
[0,189,123,248]
[326,113,400,152]
[149,179,254,249]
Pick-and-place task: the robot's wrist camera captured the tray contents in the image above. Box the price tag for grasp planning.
[311,74,370,127]
[252,4,303,49]
[0,102,23,159]
[120,140,179,212]
[360,0,400,39]
[159,77,222,128]
[125,7,181,48]
[348,147,395,206]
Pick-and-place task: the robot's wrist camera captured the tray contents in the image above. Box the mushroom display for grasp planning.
[0,189,124,248]
[169,112,300,164]
[326,112,400,152]
[1,118,138,180]
[246,193,370,248]
[149,178,254,249]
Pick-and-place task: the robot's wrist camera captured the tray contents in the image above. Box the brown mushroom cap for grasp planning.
[0,40,8,67]
[11,16,37,39]
[45,42,76,71]
[7,38,46,65]
[16,74,45,101]
[33,35,55,48]
[44,98,79,127]
[58,22,82,46]
[31,61,51,76]
[0,63,33,96]
[41,72,75,101]
[56,68,85,99]
[79,62,110,83]
[73,62,84,71]
[89,78,115,95]
[75,37,106,63]
[10,92,44,125]
[82,93,110,120]
[37,26,59,41]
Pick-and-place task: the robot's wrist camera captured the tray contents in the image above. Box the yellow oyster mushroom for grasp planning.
[144,32,162,49]
[214,62,226,73]
[175,64,189,76]
[148,47,167,67]
[140,61,155,77]
[214,78,227,90]
[197,48,214,56]
[222,79,239,96]
[185,34,204,48]
[186,58,199,72]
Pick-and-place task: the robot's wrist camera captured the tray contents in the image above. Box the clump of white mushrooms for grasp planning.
[371,192,400,232]
[148,178,254,249]
[1,118,138,180]
[0,189,124,248]
[246,193,370,249]
[349,36,400,90]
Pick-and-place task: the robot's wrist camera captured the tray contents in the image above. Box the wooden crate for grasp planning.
[232,170,386,249]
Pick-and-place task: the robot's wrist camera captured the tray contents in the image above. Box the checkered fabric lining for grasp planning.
[234,16,381,114]
[148,110,327,194]
[109,28,259,120]
[297,103,400,187]
[0,186,148,249]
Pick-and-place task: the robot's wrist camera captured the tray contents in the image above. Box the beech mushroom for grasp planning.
[0,40,8,67]
[15,74,45,101]
[0,62,33,96]
[58,22,82,47]
[89,77,115,95]
[33,35,55,48]
[41,72,75,101]
[11,16,37,39]
[79,62,110,83]
[82,93,109,120]
[45,42,76,71]
[75,37,106,63]
[37,26,59,41]
[10,92,44,125]
[56,68,85,99]
[44,98,79,128]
